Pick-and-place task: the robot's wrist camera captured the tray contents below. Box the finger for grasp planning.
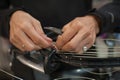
[62,23,70,32]
[10,24,25,51]
[62,17,81,32]
[56,25,80,49]
[32,20,52,42]
[91,29,96,44]
[13,29,41,51]
[22,23,51,48]
[61,29,90,52]
[32,20,44,34]
[11,38,25,52]
[75,35,94,53]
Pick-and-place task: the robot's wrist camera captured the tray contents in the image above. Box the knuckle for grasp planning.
[27,47,34,51]
[43,44,50,48]
[91,39,95,44]
[27,46,34,51]
[36,20,41,25]
[22,21,28,26]
[34,39,40,45]
[88,30,91,34]
[20,22,31,30]
[62,25,67,31]
[10,35,15,42]
[34,19,41,25]
[89,36,93,42]
[19,24,25,30]
[71,17,82,29]
[75,49,80,53]
[14,32,18,38]
[75,18,81,24]
[36,46,41,49]
[26,26,32,29]
[75,17,80,21]
[61,37,67,43]
[74,47,83,53]
[85,31,91,36]
[67,42,76,50]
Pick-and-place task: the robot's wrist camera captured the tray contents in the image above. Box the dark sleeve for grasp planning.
[91,0,120,34]
[0,0,23,38]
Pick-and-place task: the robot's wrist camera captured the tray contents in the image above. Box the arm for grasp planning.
[0,1,52,51]
[0,0,23,38]
[92,0,120,34]
[56,0,120,53]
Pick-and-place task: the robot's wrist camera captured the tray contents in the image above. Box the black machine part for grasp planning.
[11,47,120,75]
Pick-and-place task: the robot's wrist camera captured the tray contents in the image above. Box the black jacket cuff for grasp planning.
[0,7,24,38]
[89,10,114,35]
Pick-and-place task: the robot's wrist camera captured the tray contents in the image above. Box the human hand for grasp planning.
[56,16,99,53]
[10,11,52,51]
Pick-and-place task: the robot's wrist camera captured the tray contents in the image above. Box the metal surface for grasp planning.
[17,55,45,73]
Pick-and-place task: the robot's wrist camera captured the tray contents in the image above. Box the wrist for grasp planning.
[85,15,100,34]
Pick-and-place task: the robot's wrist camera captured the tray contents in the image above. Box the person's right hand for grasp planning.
[10,11,52,52]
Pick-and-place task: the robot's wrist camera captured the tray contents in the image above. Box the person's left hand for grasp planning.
[56,15,100,53]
